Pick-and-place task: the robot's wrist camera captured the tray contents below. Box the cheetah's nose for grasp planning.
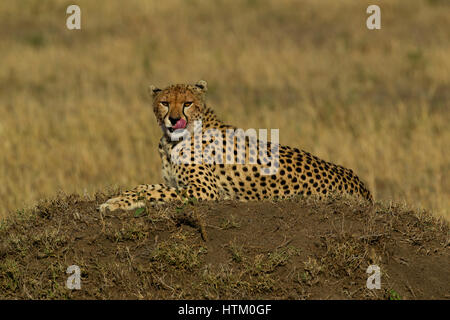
[169,117,180,126]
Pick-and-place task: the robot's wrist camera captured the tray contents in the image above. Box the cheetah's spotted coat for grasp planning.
[100,80,372,212]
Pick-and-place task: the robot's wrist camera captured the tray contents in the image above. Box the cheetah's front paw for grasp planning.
[98,196,145,213]
[99,200,121,213]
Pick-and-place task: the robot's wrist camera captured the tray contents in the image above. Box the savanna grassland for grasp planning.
[0,0,449,219]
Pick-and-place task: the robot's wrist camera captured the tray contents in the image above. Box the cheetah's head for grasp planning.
[149,80,207,139]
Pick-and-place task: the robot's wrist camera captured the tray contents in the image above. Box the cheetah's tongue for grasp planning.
[173,118,187,129]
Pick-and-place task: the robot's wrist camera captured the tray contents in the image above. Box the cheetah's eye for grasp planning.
[160,101,169,107]
[184,102,193,108]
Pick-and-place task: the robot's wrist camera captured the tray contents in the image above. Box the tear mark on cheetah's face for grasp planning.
[149,80,207,139]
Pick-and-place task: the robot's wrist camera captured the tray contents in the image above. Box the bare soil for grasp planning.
[0,193,448,300]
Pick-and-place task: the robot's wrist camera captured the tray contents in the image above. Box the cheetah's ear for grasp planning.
[148,85,162,98]
[195,80,208,93]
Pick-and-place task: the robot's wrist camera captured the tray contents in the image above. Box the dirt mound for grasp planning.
[0,193,448,300]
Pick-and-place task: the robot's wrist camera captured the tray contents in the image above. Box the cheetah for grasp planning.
[99,80,372,212]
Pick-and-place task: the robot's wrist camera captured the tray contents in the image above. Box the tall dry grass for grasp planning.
[0,0,448,219]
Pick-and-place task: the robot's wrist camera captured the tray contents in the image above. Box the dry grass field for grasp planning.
[0,0,449,219]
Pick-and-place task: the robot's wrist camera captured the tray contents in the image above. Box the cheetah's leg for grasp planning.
[99,182,219,213]
[99,184,179,213]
